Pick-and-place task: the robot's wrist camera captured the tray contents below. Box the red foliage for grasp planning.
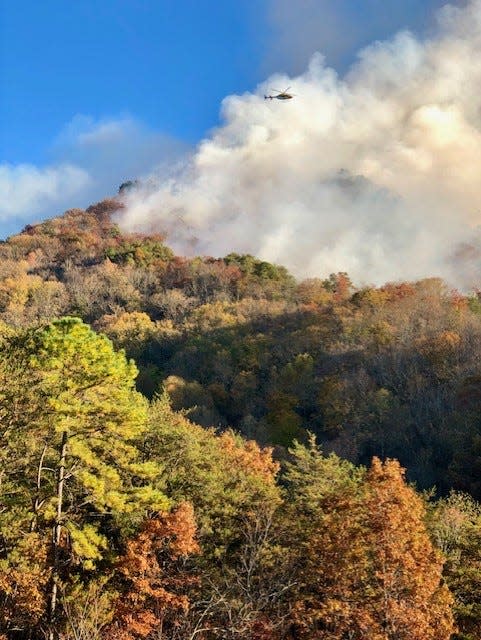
[380,282,417,301]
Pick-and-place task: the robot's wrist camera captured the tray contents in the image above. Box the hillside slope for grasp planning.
[2,198,481,496]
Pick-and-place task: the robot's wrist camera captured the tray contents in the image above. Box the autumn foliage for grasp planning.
[364,458,454,640]
[104,503,199,640]
[0,534,50,634]
[284,445,455,640]
[1,200,481,637]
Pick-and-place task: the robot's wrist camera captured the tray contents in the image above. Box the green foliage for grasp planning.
[429,492,481,639]
[3,197,480,638]
[4,202,481,496]
[263,392,305,447]
[224,253,290,280]
[105,237,173,266]
[283,433,364,510]
[224,252,296,298]
[0,318,167,636]
[145,392,280,553]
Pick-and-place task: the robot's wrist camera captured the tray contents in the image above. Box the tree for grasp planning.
[283,442,454,639]
[283,435,368,639]
[103,503,199,640]
[363,458,454,640]
[146,393,280,554]
[0,318,167,638]
[429,491,481,640]
[0,533,50,634]
[143,394,286,637]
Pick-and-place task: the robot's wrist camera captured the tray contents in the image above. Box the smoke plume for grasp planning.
[119,0,481,288]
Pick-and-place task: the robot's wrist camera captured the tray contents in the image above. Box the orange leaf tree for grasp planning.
[104,503,199,640]
[362,458,455,640]
[284,440,455,640]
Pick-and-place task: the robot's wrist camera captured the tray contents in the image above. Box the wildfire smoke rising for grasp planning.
[120,1,481,288]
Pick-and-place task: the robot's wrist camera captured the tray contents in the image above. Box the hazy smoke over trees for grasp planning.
[120,0,481,287]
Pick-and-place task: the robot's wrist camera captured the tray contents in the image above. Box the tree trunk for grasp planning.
[48,431,68,640]
[30,443,47,532]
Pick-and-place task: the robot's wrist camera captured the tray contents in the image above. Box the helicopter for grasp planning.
[264,87,294,100]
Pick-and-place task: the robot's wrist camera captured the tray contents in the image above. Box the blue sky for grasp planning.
[1,1,263,164]
[0,0,452,237]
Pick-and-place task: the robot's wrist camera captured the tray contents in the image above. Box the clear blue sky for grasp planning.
[0,0,449,236]
[1,1,263,164]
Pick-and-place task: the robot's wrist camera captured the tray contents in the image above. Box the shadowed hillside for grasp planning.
[1,199,481,500]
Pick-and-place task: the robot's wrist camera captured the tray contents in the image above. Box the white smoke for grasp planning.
[0,116,187,238]
[119,0,481,288]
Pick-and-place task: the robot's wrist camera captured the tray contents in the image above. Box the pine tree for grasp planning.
[0,318,167,638]
[283,435,369,639]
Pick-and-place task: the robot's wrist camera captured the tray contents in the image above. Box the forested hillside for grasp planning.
[3,198,481,493]
[2,198,481,638]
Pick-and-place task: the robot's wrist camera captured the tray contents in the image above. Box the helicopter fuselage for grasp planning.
[264,93,293,100]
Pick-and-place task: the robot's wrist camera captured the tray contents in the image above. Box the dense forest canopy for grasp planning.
[2,198,481,494]
[2,197,481,638]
